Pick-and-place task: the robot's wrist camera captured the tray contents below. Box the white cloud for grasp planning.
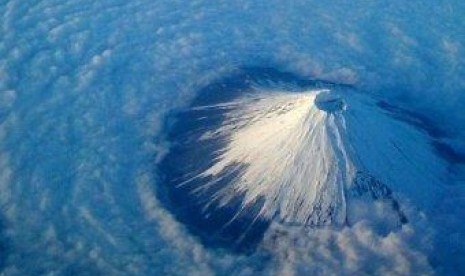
[0,0,464,274]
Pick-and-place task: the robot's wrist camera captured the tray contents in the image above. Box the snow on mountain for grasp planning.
[160,68,444,250]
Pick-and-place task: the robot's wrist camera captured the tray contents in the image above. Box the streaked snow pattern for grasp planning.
[160,69,441,251]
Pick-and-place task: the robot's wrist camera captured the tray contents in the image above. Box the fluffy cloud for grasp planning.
[0,0,464,274]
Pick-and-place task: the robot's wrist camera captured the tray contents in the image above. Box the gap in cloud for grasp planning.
[157,66,422,252]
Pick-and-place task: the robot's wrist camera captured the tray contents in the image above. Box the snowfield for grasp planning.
[0,0,464,275]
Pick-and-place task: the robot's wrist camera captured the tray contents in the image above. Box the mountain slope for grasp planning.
[160,68,446,249]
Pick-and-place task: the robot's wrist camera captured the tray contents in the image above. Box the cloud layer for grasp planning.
[0,0,464,275]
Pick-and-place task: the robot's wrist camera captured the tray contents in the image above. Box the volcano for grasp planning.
[159,67,447,250]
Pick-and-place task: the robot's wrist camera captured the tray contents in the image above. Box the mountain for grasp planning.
[159,68,446,250]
